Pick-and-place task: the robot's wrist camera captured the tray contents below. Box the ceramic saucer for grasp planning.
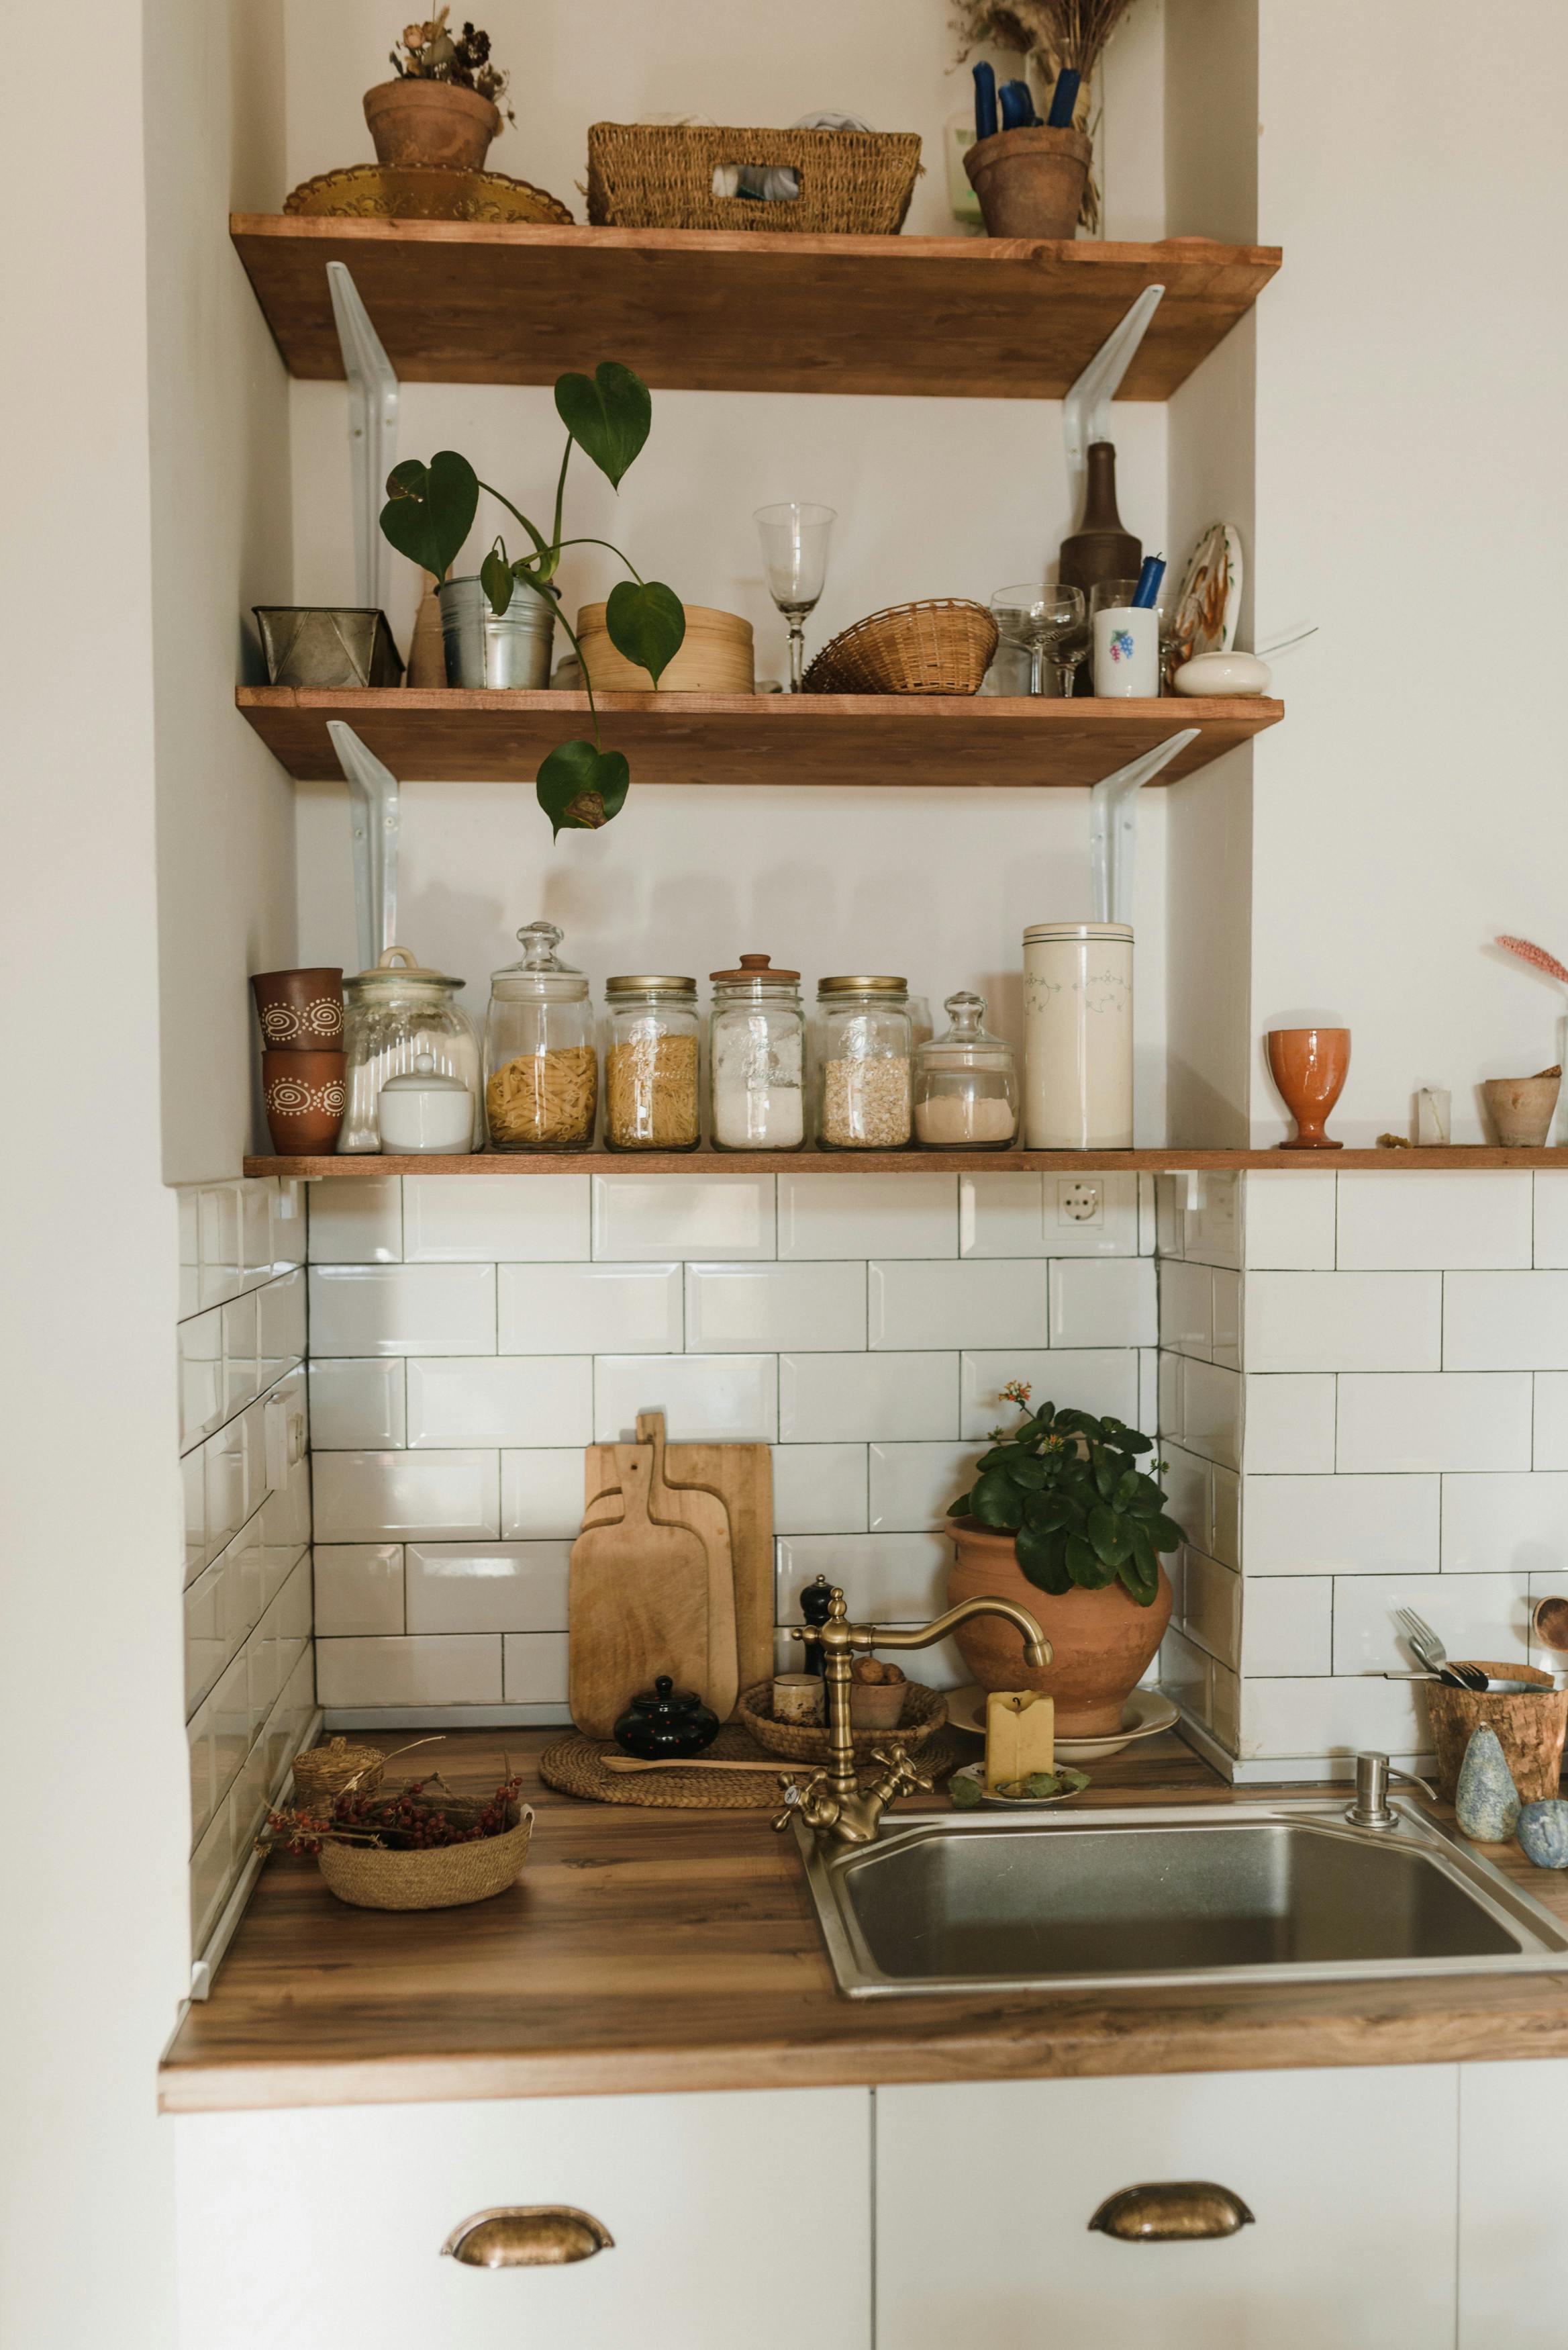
[950,1762,1091,1810]
[945,1685,1180,1760]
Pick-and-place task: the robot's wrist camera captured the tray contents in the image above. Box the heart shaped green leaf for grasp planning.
[554,362,652,487]
[603,579,685,684]
[379,450,478,581]
[971,1468,1025,1531]
[480,543,514,615]
[536,739,631,837]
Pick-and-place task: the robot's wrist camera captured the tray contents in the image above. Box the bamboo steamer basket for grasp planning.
[577,603,754,694]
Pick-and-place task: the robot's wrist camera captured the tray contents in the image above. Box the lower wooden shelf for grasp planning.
[244,1145,1565,1177]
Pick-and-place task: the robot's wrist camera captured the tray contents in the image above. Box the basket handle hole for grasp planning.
[712,163,803,202]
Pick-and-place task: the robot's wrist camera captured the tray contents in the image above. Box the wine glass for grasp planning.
[755,502,835,692]
[990,583,1086,696]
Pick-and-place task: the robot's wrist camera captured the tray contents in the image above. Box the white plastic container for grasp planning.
[376,1054,476,1154]
[1022,922,1134,1149]
[1092,603,1159,696]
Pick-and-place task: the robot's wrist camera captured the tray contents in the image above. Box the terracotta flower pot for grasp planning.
[948,1519,1173,1736]
[1267,1025,1350,1149]
[250,966,344,1051]
[963,126,1091,240]
[362,77,500,171]
[262,1049,346,1156]
[1482,1072,1561,1147]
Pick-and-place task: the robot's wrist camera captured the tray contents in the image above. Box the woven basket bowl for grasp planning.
[803,599,999,696]
[316,1799,534,1912]
[586,122,921,236]
[738,1679,946,1763]
[290,1736,384,1816]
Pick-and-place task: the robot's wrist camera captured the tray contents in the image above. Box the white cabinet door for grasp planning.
[876,2068,1459,2350]
[1459,2058,1568,2347]
[177,2087,870,2350]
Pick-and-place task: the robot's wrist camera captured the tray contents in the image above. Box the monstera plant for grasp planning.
[379,360,684,835]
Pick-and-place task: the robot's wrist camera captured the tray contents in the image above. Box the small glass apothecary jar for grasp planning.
[483,922,598,1152]
[604,976,701,1152]
[340,946,482,1154]
[813,976,914,1149]
[914,992,1018,1149]
[708,953,806,1152]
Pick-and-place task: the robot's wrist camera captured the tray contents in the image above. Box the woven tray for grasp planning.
[284,163,574,223]
[803,599,998,696]
[737,1679,946,1763]
[541,1724,959,1809]
[586,122,921,235]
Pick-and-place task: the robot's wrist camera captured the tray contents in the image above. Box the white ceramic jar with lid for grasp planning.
[377,1053,476,1154]
[813,976,914,1149]
[708,954,806,1151]
[339,945,482,1154]
[484,923,599,1152]
[1022,921,1133,1149]
[914,992,1018,1148]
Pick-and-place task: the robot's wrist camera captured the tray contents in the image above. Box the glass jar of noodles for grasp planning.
[603,976,701,1152]
[483,922,598,1151]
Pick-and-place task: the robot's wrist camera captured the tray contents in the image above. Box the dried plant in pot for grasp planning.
[952,0,1137,234]
[946,1381,1182,1735]
[364,9,516,171]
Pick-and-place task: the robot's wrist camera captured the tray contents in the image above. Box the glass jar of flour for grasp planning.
[1022,922,1133,1149]
[708,954,805,1151]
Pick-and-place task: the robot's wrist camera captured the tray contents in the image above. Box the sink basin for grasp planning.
[791,1798,1568,1998]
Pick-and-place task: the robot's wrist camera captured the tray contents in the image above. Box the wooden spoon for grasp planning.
[601,1753,792,1775]
[1531,1595,1568,1653]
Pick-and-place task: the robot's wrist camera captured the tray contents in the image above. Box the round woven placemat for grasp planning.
[541,1725,961,1809]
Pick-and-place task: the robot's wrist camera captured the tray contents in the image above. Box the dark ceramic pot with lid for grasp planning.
[613,1676,720,1759]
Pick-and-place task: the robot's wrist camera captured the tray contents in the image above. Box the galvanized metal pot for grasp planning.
[252,608,403,688]
[438,577,555,688]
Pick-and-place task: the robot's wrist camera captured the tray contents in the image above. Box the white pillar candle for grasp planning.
[1022,922,1134,1149]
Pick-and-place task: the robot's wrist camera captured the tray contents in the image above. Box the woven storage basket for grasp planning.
[315,1797,533,1912]
[290,1736,384,1814]
[803,599,998,696]
[587,122,921,235]
[738,1679,946,1763]
[577,602,754,694]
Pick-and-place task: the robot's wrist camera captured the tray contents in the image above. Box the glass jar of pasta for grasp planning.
[604,976,701,1152]
[483,922,598,1151]
[813,976,914,1149]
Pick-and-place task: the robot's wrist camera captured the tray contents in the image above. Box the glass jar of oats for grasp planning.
[604,976,701,1152]
[483,922,598,1151]
[813,976,914,1149]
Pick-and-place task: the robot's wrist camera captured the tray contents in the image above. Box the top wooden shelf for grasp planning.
[229,216,1280,400]
[245,1147,1567,1178]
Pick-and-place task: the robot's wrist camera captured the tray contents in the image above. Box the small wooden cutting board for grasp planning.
[569,1445,709,1738]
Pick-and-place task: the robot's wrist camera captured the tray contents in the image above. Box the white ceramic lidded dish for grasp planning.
[1022,921,1133,1149]
[377,1053,475,1154]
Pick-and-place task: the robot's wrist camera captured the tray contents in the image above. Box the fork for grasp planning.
[1395,1605,1487,1691]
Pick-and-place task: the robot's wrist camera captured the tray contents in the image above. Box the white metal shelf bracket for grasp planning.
[329,722,400,971]
[1063,284,1164,506]
[327,260,400,612]
[1089,727,1199,927]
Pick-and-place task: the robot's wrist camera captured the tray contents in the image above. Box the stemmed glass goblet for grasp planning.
[990,583,1087,696]
[755,502,836,692]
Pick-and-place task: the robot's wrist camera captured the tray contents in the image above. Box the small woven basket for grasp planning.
[315,1797,534,1912]
[587,122,921,235]
[803,600,999,696]
[289,1736,385,1816]
[738,1679,946,1763]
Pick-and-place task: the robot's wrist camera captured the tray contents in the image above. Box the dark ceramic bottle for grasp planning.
[1059,440,1142,604]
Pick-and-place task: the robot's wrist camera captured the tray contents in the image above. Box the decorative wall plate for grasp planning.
[1171,522,1242,664]
[284,164,575,224]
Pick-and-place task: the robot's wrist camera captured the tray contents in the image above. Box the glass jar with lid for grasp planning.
[914,991,1018,1149]
[708,953,806,1152]
[340,945,482,1154]
[604,976,701,1152]
[813,976,914,1149]
[484,921,598,1152]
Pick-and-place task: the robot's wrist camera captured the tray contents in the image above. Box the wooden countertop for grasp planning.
[160,1730,1568,2114]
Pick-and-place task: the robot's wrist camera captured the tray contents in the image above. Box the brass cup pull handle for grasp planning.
[1089,2181,1255,2243]
[442,2206,615,2267]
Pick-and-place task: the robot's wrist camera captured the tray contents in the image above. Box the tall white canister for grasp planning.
[1022,921,1134,1148]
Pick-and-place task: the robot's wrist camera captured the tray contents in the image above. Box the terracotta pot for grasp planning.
[262,1049,346,1156]
[362,77,500,171]
[948,1521,1173,1736]
[1483,1072,1561,1147]
[1424,1662,1567,1805]
[250,966,344,1051]
[1267,1025,1350,1149]
[963,127,1091,240]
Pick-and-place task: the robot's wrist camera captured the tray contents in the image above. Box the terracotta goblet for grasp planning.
[1267,1027,1350,1150]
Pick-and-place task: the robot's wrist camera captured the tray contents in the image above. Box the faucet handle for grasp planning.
[773,1770,829,1831]
[870,1746,932,1799]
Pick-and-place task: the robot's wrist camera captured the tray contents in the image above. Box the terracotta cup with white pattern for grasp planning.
[262,1049,346,1155]
[251,967,344,1051]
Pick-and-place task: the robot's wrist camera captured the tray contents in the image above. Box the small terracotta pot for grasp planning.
[362,77,500,171]
[964,127,1092,240]
[262,1049,346,1156]
[1267,1025,1350,1149]
[1482,1072,1561,1147]
[850,1681,908,1731]
[250,967,344,1051]
[1424,1662,1567,1805]
[948,1521,1173,1736]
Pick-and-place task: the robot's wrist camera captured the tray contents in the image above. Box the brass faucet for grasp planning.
[772,1585,1052,1846]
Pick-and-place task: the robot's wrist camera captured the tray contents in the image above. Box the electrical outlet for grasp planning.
[1056,1179,1103,1225]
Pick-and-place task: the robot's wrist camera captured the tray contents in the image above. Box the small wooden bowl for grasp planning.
[1424,1662,1567,1805]
[738,1679,945,1762]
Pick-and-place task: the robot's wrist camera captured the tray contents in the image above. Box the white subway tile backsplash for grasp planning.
[1244,1271,1442,1373]
[309,1263,495,1356]
[208,1650,251,1804]
[1211,1466,1240,1568]
[1330,1572,1531,1675]
[187,1701,216,1849]
[308,1358,406,1450]
[405,1174,589,1262]
[1159,1444,1211,1557]
[311,1450,499,1542]
[199,1184,242,1307]
[1159,1626,1213,1727]
[772,1444,868,1534]
[1177,1358,1242,1470]
[204,1417,247,1557]
[241,1182,274,1290]
[1337,1170,1532,1270]
[307,1176,402,1263]
[593,1172,775,1261]
[1441,1473,1568,1575]
[257,1268,306,1384]
[1244,1472,1440,1575]
[1534,1175,1568,1268]
[407,1354,592,1448]
[190,1805,232,1948]
[270,1178,305,1274]
[222,1292,258,1417]
[959,1170,1138,1259]
[776,1533,953,1623]
[179,1309,224,1452]
[183,1448,207,1583]
[1211,1658,1240,1750]
[1242,1577,1332,1677]
[1336,1373,1533,1472]
[1444,1272,1568,1370]
[1184,1173,1240,1269]
[497,1261,681,1355]
[313,1544,405,1636]
[961,1349,1139,1436]
[1050,1257,1156,1348]
[406,1541,571,1634]
[779,1172,956,1260]
[685,1260,866,1352]
[1183,1552,1242,1671]
[1212,1270,1242,1372]
[502,1632,571,1705]
[315,1634,503,1707]
[1240,1675,1422,1762]
[501,1448,590,1538]
[957,1172,1046,1258]
[1243,1170,1338,1269]
[179,1187,201,1319]
[1243,1374,1338,1473]
[1159,1259,1213,1360]
[871,1260,1048,1352]
[783,1352,954,1443]
[596,1354,777,1442]
[869,1441,983,1532]
[1536,1375,1568,1468]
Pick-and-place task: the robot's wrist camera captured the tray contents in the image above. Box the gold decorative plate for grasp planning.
[284,164,575,225]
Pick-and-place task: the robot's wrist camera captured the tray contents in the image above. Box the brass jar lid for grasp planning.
[816,974,908,994]
[709,952,801,983]
[605,974,697,996]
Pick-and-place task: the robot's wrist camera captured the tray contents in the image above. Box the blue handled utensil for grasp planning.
[1046,67,1081,127]
[972,60,999,140]
[1132,555,1167,609]
[999,79,1037,130]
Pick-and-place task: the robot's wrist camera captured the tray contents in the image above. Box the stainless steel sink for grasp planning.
[790,1798,1568,1997]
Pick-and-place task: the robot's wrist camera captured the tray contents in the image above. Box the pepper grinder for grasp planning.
[800,1573,834,1684]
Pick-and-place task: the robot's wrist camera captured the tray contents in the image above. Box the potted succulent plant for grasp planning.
[380,359,685,836]
[946,1381,1183,1734]
[364,11,516,173]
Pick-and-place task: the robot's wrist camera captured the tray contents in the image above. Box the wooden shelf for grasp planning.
[230,216,1279,400]
[236,687,1280,788]
[245,1147,1567,1178]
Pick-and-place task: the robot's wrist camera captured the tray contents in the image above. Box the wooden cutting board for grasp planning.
[634,1411,737,1720]
[585,1429,773,1705]
[569,1444,709,1738]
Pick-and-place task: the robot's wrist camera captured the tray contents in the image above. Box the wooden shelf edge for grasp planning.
[245,1147,1568,1178]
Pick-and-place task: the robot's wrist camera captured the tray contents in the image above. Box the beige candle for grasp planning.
[1022,921,1134,1149]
